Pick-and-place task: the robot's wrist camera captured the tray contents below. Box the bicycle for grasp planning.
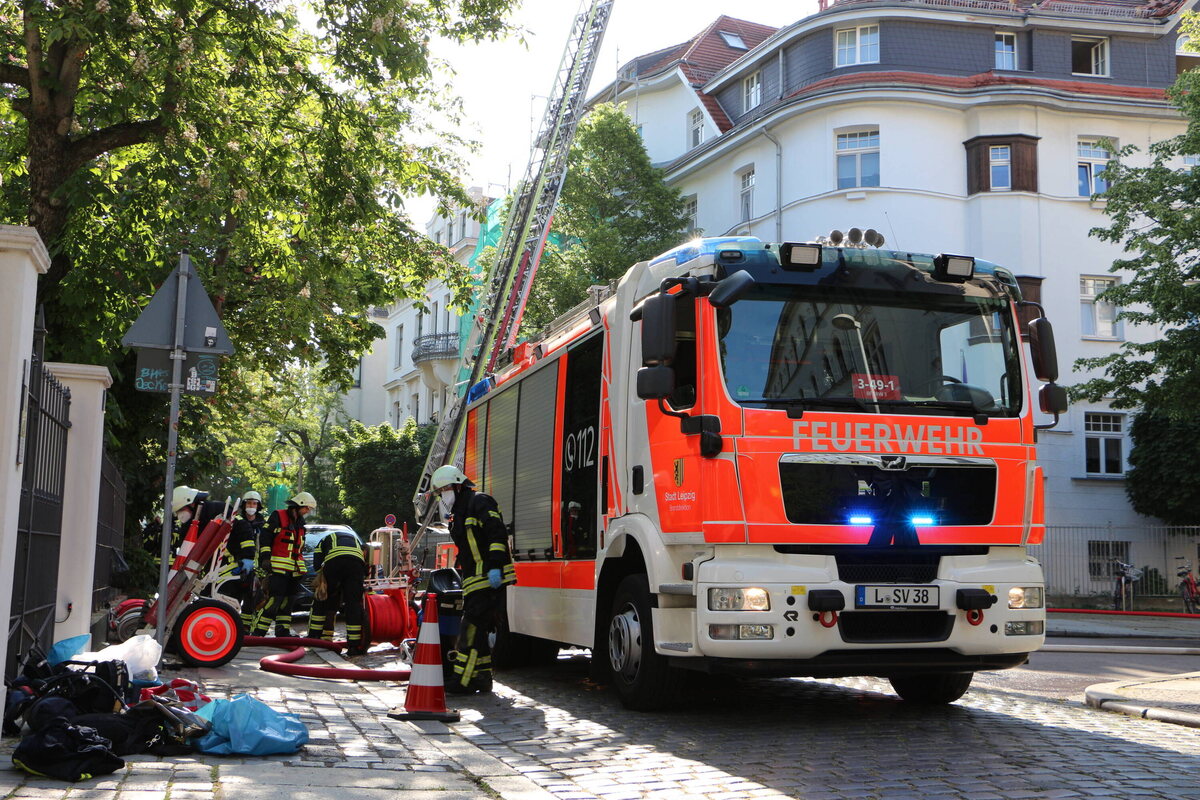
[1112,559,1142,612]
[1176,557,1199,614]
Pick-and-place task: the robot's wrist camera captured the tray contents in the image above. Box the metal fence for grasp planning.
[1030,525,1200,603]
[9,311,69,677]
[93,449,127,614]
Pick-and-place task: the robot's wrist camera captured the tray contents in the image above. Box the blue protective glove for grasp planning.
[241,559,254,575]
[487,568,502,589]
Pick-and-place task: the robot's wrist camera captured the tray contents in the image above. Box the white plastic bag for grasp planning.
[71,634,162,682]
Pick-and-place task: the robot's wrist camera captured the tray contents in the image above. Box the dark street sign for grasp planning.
[135,349,219,395]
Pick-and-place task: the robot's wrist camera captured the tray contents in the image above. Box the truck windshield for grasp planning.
[717,285,1022,416]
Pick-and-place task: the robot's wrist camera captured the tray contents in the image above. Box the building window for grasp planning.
[836,129,880,189]
[1084,412,1125,476]
[393,400,402,427]
[444,294,452,333]
[990,145,1011,190]
[431,302,439,334]
[684,196,698,233]
[352,357,362,388]
[1080,276,1121,338]
[1072,37,1109,76]
[395,325,404,368]
[1077,139,1111,197]
[836,25,880,67]
[459,211,468,239]
[719,30,748,50]
[1088,540,1130,578]
[446,219,455,244]
[411,393,420,423]
[995,32,1017,70]
[1185,154,1199,169]
[739,169,755,222]
[743,71,762,111]
[689,109,705,148]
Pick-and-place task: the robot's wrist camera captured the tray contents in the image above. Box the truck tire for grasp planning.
[169,599,244,668]
[889,672,973,705]
[607,574,676,710]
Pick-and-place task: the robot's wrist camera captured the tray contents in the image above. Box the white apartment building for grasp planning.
[589,4,1197,536]
[342,187,493,428]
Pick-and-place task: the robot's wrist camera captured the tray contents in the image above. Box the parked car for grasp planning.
[295,524,361,609]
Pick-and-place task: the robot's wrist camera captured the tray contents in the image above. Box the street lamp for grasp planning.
[831,313,880,414]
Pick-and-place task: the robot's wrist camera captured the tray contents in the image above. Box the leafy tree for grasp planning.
[1122,411,1200,524]
[1074,16,1200,413]
[521,103,692,332]
[0,0,518,535]
[333,419,434,536]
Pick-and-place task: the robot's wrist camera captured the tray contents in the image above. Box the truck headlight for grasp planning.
[708,587,770,611]
[1005,621,1044,636]
[709,624,774,640]
[1008,586,1044,609]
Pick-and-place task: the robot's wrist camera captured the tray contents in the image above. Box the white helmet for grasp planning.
[172,485,201,513]
[242,490,262,504]
[290,491,317,509]
[430,465,471,491]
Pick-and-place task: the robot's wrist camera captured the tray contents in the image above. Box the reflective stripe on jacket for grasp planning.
[449,490,516,596]
[313,531,364,572]
[260,507,305,575]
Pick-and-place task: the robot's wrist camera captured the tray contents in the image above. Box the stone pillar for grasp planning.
[0,227,50,672]
[45,363,113,645]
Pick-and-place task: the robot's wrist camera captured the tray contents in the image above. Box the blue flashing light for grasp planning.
[910,516,935,526]
[648,236,764,268]
[848,515,874,526]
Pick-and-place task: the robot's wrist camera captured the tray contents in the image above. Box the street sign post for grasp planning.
[121,253,233,645]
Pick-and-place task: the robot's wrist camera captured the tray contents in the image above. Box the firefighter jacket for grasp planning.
[219,511,264,581]
[258,506,306,576]
[312,530,364,573]
[449,489,516,596]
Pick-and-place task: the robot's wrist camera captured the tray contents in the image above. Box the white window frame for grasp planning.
[743,71,762,111]
[994,32,1017,70]
[836,25,880,67]
[1078,138,1112,197]
[444,294,452,333]
[1071,36,1109,77]
[719,31,748,50]
[1084,412,1125,476]
[990,145,1011,191]
[738,169,756,222]
[683,195,698,233]
[689,109,705,148]
[836,129,880,190]
[395,324,404,368]
[1080,275,1121,339]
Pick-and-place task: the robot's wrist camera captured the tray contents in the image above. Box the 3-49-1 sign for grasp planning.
[851,373,901,401]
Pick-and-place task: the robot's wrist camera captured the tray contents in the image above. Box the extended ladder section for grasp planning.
[413,0,614,519]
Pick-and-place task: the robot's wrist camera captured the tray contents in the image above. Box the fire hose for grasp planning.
[244,636,412,681]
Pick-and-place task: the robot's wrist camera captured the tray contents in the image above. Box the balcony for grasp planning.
[412,332,459,364]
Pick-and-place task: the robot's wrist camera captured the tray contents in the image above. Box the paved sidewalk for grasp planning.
[1050,610,1200,728]
[0,642,556,800]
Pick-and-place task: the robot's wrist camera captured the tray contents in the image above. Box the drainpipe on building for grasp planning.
[762,127,783,242]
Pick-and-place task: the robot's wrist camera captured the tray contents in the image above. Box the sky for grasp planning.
[405,0,817,226]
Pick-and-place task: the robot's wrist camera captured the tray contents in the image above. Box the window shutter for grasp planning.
[965,140,990,195]
[1012,137,1039,193]
[964,134,1040,195]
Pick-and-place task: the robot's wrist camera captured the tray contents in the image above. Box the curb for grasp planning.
[1084,677,1200,729]
[1042,643,1200,655]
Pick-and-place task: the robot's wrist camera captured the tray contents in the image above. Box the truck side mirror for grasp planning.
[1028,317,1059,383]
[640,293,676,367]
[708,269,755,308]
[636,366,674,400]
[1038,383,1068,416]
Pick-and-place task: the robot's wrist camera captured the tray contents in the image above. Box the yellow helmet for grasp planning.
[290,491,317,509]
[430,465,471,491]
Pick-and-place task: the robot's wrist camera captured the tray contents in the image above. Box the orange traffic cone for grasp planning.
[387,592,461,722]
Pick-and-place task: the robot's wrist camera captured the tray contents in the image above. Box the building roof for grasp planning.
[615,15,778,134]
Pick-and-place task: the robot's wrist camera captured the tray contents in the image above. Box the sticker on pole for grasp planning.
[384,514,397,527]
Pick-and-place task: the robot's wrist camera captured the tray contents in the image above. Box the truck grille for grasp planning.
[838,611,954,643]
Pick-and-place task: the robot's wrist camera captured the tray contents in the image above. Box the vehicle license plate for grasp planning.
[855,585,939,608]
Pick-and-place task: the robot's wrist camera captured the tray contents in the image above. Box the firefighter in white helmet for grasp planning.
[251,491,316,637]
[215,490,266,627]
[430,465,516,694]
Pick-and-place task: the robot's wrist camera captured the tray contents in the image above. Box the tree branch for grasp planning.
[23,5,47,112]
[0,63,29,90]
[53,43,88,119]
[65,117,164,173]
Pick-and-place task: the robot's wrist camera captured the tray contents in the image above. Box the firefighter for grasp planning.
[251,491,315,637]
[171,486,225,547]
[306,528,367,654]
[215,491,266,627]
[430,464,516,694]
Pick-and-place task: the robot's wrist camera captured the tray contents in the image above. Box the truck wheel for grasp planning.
[608,574,675,710]
[170,599,244,668]
[889,672,973,705]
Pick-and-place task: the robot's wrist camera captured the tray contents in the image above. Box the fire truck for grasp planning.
[460,233,1068,710]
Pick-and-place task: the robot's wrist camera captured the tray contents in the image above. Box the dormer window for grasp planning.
[1071,37,1109,77]
[719,31,748,50]
[836,25,879,67]
[743,71,762,112]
